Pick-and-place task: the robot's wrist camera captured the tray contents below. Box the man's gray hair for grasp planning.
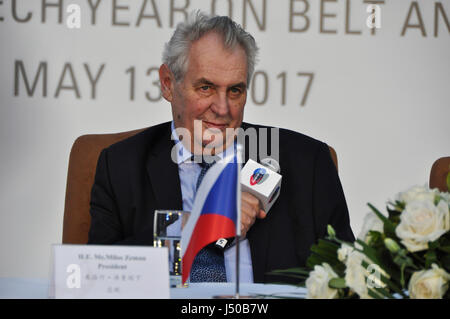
[162,11,259,86]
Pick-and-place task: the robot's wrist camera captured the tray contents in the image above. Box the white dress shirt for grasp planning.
[171,121,254,283]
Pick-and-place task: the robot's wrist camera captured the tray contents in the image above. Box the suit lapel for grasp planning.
[145,123,183,211]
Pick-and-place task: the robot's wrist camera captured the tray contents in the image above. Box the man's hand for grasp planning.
[241,192,267,238]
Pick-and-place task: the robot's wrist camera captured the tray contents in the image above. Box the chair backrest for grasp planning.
[62,128,146,244]
[62,128,339,244]
[328,146,338,172]
[429,156,450,192]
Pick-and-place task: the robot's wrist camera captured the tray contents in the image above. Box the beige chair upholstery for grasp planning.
[62,128,146,244]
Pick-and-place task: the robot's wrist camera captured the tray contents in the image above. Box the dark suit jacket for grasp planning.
[88,121,354,283]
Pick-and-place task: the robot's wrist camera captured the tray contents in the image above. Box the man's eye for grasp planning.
[200,86,210,91]
[230,87,242,94]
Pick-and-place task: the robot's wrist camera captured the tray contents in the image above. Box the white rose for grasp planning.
[395,199,450,252]
[358,211,384,244]
[409,264,450,299]
[306,263,339,299]
[344,250,372,299]
[396,185,438,205]
[337,243,354,262]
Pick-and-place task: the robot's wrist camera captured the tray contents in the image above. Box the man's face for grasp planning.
[160,32,248,154]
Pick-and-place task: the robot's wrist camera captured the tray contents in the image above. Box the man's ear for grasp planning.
[159,64,175,102]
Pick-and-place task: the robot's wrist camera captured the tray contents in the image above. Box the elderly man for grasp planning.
[88,12,354,283]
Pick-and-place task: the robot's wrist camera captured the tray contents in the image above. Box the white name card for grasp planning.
[49,244,170,299]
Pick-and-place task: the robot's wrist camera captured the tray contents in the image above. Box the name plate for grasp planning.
[49,244,170,299]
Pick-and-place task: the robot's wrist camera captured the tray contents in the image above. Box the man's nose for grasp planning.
[210,91,230,117]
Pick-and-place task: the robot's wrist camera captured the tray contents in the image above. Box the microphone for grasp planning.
[240,158,282,213]
[215,157,282,251]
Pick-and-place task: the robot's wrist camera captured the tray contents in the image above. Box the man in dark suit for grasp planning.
[88,12,354,283]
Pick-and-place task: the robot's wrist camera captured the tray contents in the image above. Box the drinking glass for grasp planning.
[153,210,190,288]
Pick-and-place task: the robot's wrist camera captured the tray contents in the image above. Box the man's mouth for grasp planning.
[202,120,229,130]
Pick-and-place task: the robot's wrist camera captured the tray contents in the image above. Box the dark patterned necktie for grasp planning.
[190,157,227,282]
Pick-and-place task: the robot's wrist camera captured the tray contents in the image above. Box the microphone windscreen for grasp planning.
[241,159,282,213]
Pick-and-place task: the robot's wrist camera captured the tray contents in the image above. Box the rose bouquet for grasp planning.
[273,179,450,299]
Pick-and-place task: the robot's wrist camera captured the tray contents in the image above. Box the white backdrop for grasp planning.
[0,0,449,279]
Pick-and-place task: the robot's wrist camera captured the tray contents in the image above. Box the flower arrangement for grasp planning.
[274,178,450,299]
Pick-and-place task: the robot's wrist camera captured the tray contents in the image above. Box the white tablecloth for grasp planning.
[0,277,307,299]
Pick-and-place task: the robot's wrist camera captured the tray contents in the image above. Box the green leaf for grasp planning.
[355,239,383,267]
[317,238,340,251]
[305,239,342,270]
[393,200,405,211]
[428,239,440,250]
[392,251,417,270]
[399,263,406,288]
[369,286,394,299]
[387,207,402,217]
[310,244,337,257]
[440,232,450,245]
[328,278,346,289]
[447,171,450,192]
[306,255,324,269]
[433,194,443,206]
[441,255,450,271]
[310,245,338,260]
[270,268,311,275]
[271,274,307,280]
[307,253,339,269]
[367,203,396,236]
[268,267,313,283]
[367,203,388,222]
[438,245,450,253]
[386,202,402,225]
[424,250,438,268]
[367,289,384,299]
[366,230,383,246]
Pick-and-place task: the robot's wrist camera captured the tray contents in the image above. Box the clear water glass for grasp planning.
[153,210,190,288]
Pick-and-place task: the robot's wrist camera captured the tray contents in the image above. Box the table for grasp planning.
[0,277,307,299]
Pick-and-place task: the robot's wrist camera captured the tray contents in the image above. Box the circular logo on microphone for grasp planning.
[250,168,268,186]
